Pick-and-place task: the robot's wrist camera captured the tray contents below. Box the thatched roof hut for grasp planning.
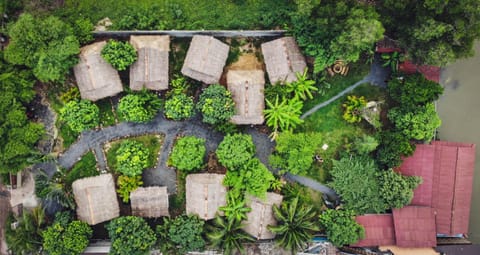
[129,35,170,91]
[227,70,265,125]
[72,174,119,225]
[130,186,169,218]
[74,41,123,101]
[261,37,306,84]
[181,35,229,84]
[242,192,283,240]
[186,173,227,220]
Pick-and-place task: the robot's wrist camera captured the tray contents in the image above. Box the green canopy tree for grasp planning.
[388,103,441,142]
[42,220,92,255]
[378,169,422,209]
[169,136,206,172]
[115,140,150,176]
[264,97,303,139]
[4,13,80,82]
[118,91,162,123]
[319,209,365,247]
[216,133,256,170]
[101,40,137,71]
[156,214,205,254]
[197,84,235,125]
[387,74,444,110]
[107,216,156,255]
[164,94,195,120]
[224,158,275,199]
[5,207,46,255]
[60,100,99,133]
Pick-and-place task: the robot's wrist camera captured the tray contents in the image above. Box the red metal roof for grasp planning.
[398,141,476,236]
[398,61,440,83]
[375,37,401,53]
[392,206,437,248]
[354,214,396,247]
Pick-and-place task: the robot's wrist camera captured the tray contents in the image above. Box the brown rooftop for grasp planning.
[354,214,396,247]
[129,35,170,91]
[227,70,265,125]
[242,192,283,240]
[74,41,123,101]
[130,186,169,218]
[261,37,306,84]
[186,173,227,220]
[392,206,437,248]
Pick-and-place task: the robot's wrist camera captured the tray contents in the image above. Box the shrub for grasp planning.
[216,133,256,170]
[101,40,137,71]
[117,175,143,203]
[264,97,303,139]
[376,130,416,169]
[387,74,444,109]
[156,214,205,254]
[378,169,422,209]
[342,95,367,123]
[164,94,195,120]
[43,220,92,255]
[169,136,206,172]
[197,85,235,125]
[107,216,156,255]
[166,75,191,98]
[319,209,365,247]
[115,140,150,176]
[118,91,162,123]
[73,18,94,45]
[353,134,379,155]
[60,100,99,133]
[224,158,274,199]
[388,103,441,142]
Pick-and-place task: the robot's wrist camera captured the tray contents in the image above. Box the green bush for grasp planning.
[169,136,206,172]
[117,175,143,203]
[73,18,94,45]
[156,214,205,254]
[60,100,99,133]
[101,40,137,71]
[107,216,156,255]
[376,130,416,169]
[352,134,379,155]
[118,91,162,123]
[319,209,365,247]
[342,95,367,123]
[197,84,235,125]
[216,133,256,170]
[377,169,422,209]
[42,220,92,255]
[224,158,274,199]
[115,140,150,176]
[388,103,441,142]
[388,74,444,109]
[164,94,195,120]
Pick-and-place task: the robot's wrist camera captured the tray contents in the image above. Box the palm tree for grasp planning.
[5,207,45,255]
[207,216,254,255]
[286,69,318,100]
[264,97,304,140]
[381,51,405,72]
[35,169,75,210]
[268,196,319,254]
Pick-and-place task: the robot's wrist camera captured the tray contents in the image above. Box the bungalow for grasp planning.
[242,192,283,240]
[227,70,265,125]
[130,186,169,218]
[185,173,227,220]
[261,37,306,84]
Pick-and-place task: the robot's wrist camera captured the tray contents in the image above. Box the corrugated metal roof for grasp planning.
[354,214,396,247]
[398,61,440,83]
[392,206,437,248]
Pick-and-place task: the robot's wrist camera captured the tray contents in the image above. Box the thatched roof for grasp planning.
[186,173,227,220]
[242,192,283,240]
[130,35,170,91]
[261,37,306,84]
[227,70,265,125]
[72,174,119,225]
[181,35,229,84]
[130,186,169,218]
[74,41,123,101]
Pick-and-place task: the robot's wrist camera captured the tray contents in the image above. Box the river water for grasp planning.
[437,41,480,243]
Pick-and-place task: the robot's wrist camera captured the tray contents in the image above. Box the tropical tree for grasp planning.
[156,214,205,254]
[169,136,206,172]
[387,73,444,110]
[60,100,100,133]
[35,169,76,210]
[264,97,303,140]
[197,84,235,125]
[107,216,157,255]
[388,103,441,142]
[207,216,254,255]
[319,209,365,247]
[5,207,46,255]
[118,91,162,123]
[216,133,256,170]
[42,220,92,255]
[285,69,318,101]
[219,192,252,222]
[224,158,274,199]
[116,175,143,203]
[268,197,319,254]
[101,40,137,71]
[381,51,405,72]
[376,130,416,169]
[115,140,150,176]
[342,95,367,124]
[377,169,422,209]
[164,94,195,120]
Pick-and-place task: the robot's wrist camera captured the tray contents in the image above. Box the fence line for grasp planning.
[94,30,287,38]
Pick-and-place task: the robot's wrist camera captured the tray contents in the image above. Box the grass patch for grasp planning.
[96,99,116,127]
[66,151,99,186]
[105,134,164,172]
[58,120,80,149]
[169,171,186,217]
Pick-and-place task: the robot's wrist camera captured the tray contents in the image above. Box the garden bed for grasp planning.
[65,151,99,186]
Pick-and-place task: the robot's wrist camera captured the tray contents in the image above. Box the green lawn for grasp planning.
[105,134,164,172]
[66,151,99,186]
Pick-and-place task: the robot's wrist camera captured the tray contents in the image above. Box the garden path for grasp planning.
[56,114,338,197]
[301,54,389,119]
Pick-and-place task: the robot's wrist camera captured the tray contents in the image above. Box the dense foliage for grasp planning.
[388,103,441,142]
[352,134,379,155]
[330,156,387,214]
[376,130,415,169]
[118,91,162,123]
[219,192,252,222]
[35,169,76,210]
[42,220,92,255]
[207,216,254,255]
[73,18,94,45]
[285,69,318,100]
[197,85,235,125]
[224,158,275,199]
[107,216,156,255]
[60,100,100,133]
[115,140,150,176]
[377,0,480,66]
[156,214,205,254]
[216,133,256,170]
[169,136,206,172]
[387,74,444,110]
[5,14,80,82]
[319,209,365,247]
[264,97,303,139]
[164,94,195,120]
[0,64,44,174]
[268,197,319,254]
[342,95,367,123]
[378,169,422,209]
[101,40,137,71]
[116,175,143,203]
[269,132,322,175]
[5,207,45,254]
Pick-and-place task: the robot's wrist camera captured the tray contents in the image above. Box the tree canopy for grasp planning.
[118,91,162,123]
[319,209,365,247]
[115,140,150,176]
[224,158,275,199]
[388,103,441,142]
[5,13,80,82]
[60,100,99,133]
[156,214,205,254]
[387,74,444,110]
[197,84,235,125]
[107,216,156,255]
[101,40,137,71]
[377,169,422,209]
[216,133,256,171]
[169,136,206,172]
[164,94,195,121]
[42,220,92,255]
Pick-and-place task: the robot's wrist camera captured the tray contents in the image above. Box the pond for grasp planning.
[437,41,480,243]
